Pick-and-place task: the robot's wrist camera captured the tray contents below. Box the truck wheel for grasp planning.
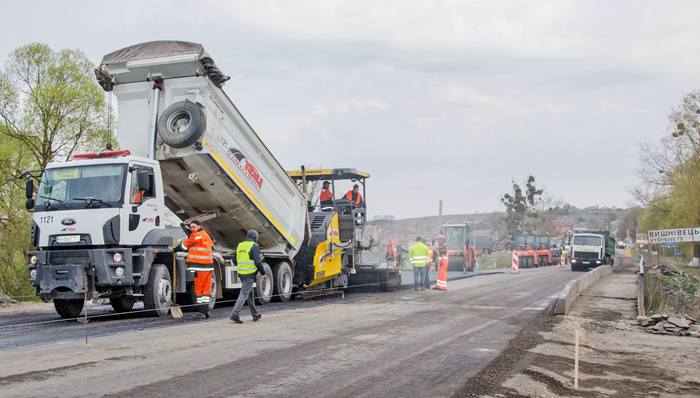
[109,297,135,312]
[143,263,172,317]
[272,262,293,302]
[54,299,84,318]
[157,101,207,148]
[255,262,273,305]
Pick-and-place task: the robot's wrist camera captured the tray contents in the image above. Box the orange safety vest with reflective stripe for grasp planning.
[386,238,397,261]
[320,188,333,203]
[345,190,362,205]
[184,230,214,270]
[428,245,434,265]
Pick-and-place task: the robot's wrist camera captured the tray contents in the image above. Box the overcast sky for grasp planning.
[2,1,699,219]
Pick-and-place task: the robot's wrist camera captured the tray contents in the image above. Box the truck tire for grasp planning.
[255,262,273,305]
[54,299,84,318]
[157,101,207,149]
[109,296,135,312]
[143,263,172,317]
[272,262,293,302]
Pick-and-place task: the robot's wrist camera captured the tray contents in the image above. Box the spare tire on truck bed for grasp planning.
[157,100,207,148]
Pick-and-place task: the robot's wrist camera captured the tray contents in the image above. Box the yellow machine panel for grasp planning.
[307,213,345,287]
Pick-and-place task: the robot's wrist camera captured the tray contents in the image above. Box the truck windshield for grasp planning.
[36,164,126,210]
[573,235,602,246]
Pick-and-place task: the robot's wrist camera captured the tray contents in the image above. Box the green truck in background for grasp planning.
[570,230,616,271]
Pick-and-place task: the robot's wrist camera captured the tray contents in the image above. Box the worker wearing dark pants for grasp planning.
[230,230,267,323]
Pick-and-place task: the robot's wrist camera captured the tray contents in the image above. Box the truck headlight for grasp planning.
[115,267,124,277]
[571,259,577,263]
[30,269,37,279]
[113,252,123,263]
[30,255,37,265]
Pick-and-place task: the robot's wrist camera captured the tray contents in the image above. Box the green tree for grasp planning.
[0,42,114,169]
[635,90,700,266]
[618,207,643,240]
[0,134,34,299]
[0,42,114,298]
[501,175,544,240]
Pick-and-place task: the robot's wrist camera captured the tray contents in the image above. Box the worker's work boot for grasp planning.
[253,314,262,322]
[230,315,243,324]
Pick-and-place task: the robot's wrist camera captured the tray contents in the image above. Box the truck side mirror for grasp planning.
[25,198,35,210]
[25,179,34,199]
[137,170,151,192]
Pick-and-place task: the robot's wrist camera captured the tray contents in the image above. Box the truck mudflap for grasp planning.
[347,268,401,292]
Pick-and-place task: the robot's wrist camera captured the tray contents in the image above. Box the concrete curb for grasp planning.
[553,265,613,315]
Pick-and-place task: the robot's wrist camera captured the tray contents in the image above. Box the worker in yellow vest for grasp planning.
[230,230,267,324]
[409,236,431,291]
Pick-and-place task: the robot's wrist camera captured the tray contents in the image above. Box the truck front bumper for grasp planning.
[29,248,134,300]
[570,257,604,266]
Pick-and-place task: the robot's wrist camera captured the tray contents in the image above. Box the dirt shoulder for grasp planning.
[453,258,700,397]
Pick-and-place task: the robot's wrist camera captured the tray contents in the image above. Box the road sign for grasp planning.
[661,243,677,248]
[674,250,683,256]
[648,227,700,244]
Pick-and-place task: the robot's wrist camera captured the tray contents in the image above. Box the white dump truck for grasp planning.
[24,41,399,318]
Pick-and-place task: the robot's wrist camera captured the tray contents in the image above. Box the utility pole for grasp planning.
[439,200,443,234]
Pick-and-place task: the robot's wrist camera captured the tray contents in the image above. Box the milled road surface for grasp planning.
[0,266,578,397]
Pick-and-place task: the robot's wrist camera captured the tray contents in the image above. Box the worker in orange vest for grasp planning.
[319,180,334,207]
[183,220,214,318]
[434,235,448,290]
[385,237,398,264]
[344,184,362,206]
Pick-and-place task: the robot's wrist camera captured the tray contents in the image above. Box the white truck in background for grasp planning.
[24,41,399,318]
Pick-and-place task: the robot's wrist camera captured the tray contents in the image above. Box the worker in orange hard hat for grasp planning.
[434,235,448,290]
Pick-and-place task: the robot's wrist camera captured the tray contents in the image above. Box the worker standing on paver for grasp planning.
[434,235,448,291]
[230,230,267,324]
[183,220,214,318]
[409,236,431,291]
[386,237,399,272]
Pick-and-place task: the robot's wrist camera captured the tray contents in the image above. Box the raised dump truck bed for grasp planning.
[97,41,307,256]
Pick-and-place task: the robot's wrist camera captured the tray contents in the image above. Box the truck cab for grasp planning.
[27,151,175,318]
[570,233,606,271]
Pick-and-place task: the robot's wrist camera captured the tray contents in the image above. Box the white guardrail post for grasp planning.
[638,254,645,317]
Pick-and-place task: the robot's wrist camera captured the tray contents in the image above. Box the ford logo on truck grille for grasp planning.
[61,218,77,226]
